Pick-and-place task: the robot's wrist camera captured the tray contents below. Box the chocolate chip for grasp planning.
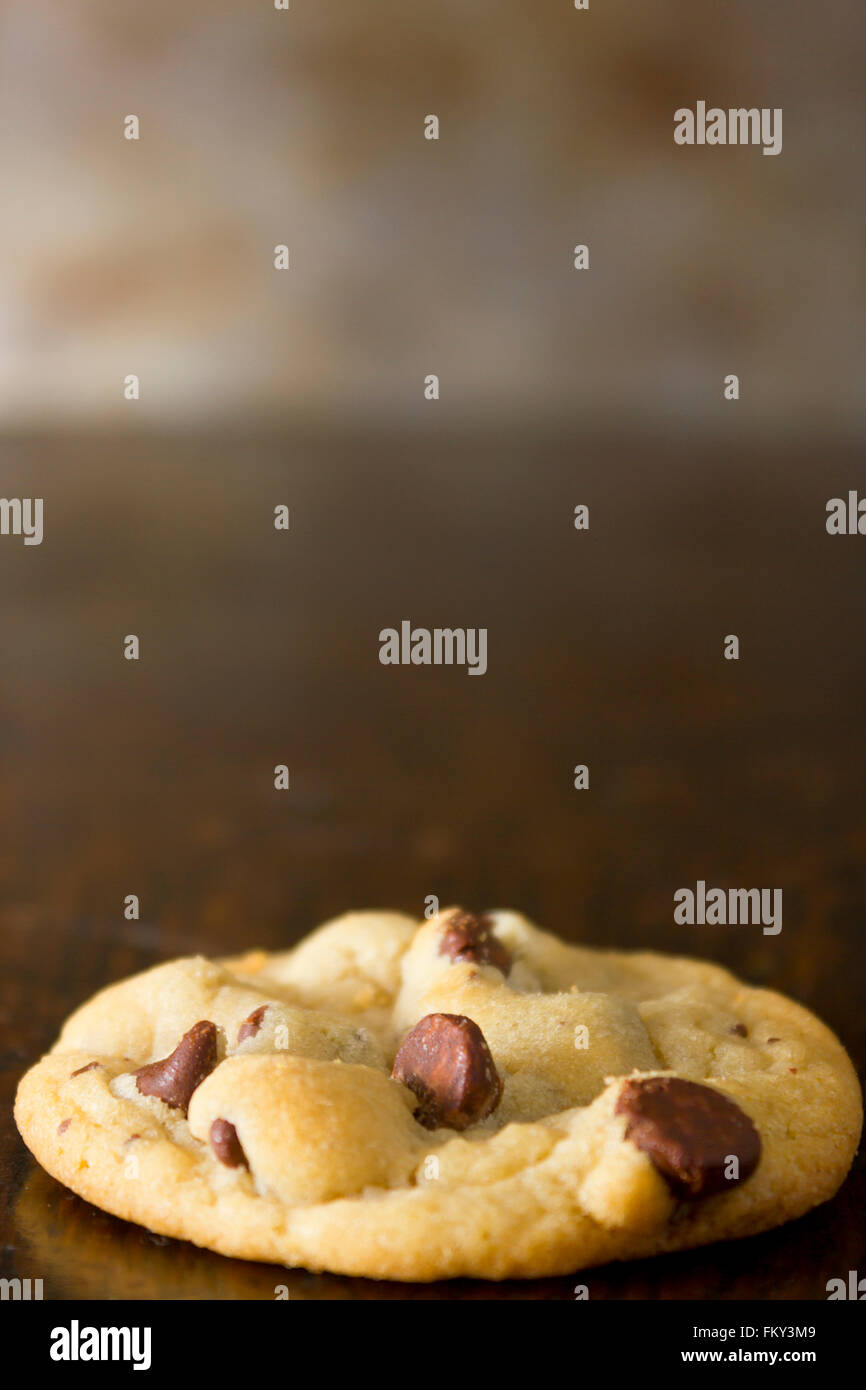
[766,1037,780,1044]
[70,1061,100,1076]
[616,1076,761,1199]
[439,911,511,974]
[392,1013,503,1131]
[57,1119,71,1134]
[729,1023,748,1038]
[135,1020,218,1113]
[209,1119,248,1169]
[237,1005,268,1045]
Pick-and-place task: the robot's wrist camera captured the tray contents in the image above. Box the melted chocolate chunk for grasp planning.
[237,1005,268,1045]
[616,1076,761,1199]
[209,1118,248,1169]
[439,911,511,974]
[134,1020,218,1113]
[392,1013,502,1131]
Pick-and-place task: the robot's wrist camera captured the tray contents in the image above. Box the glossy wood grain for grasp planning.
[1,427,863,1299]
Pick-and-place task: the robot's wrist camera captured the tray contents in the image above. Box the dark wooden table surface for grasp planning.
[1,426,863,1299]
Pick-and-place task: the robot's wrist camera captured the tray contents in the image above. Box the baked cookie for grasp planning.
[15,908,862,1281]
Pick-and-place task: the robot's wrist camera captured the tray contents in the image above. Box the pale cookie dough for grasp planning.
[14,908,862,1281]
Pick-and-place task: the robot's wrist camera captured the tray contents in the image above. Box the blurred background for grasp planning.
[1,0,865,1297]
[0,0,864,434]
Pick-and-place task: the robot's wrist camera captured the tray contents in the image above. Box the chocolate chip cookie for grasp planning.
[14,908,862,1280]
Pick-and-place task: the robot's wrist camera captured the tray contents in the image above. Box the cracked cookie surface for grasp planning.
[14,908,862,1281]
